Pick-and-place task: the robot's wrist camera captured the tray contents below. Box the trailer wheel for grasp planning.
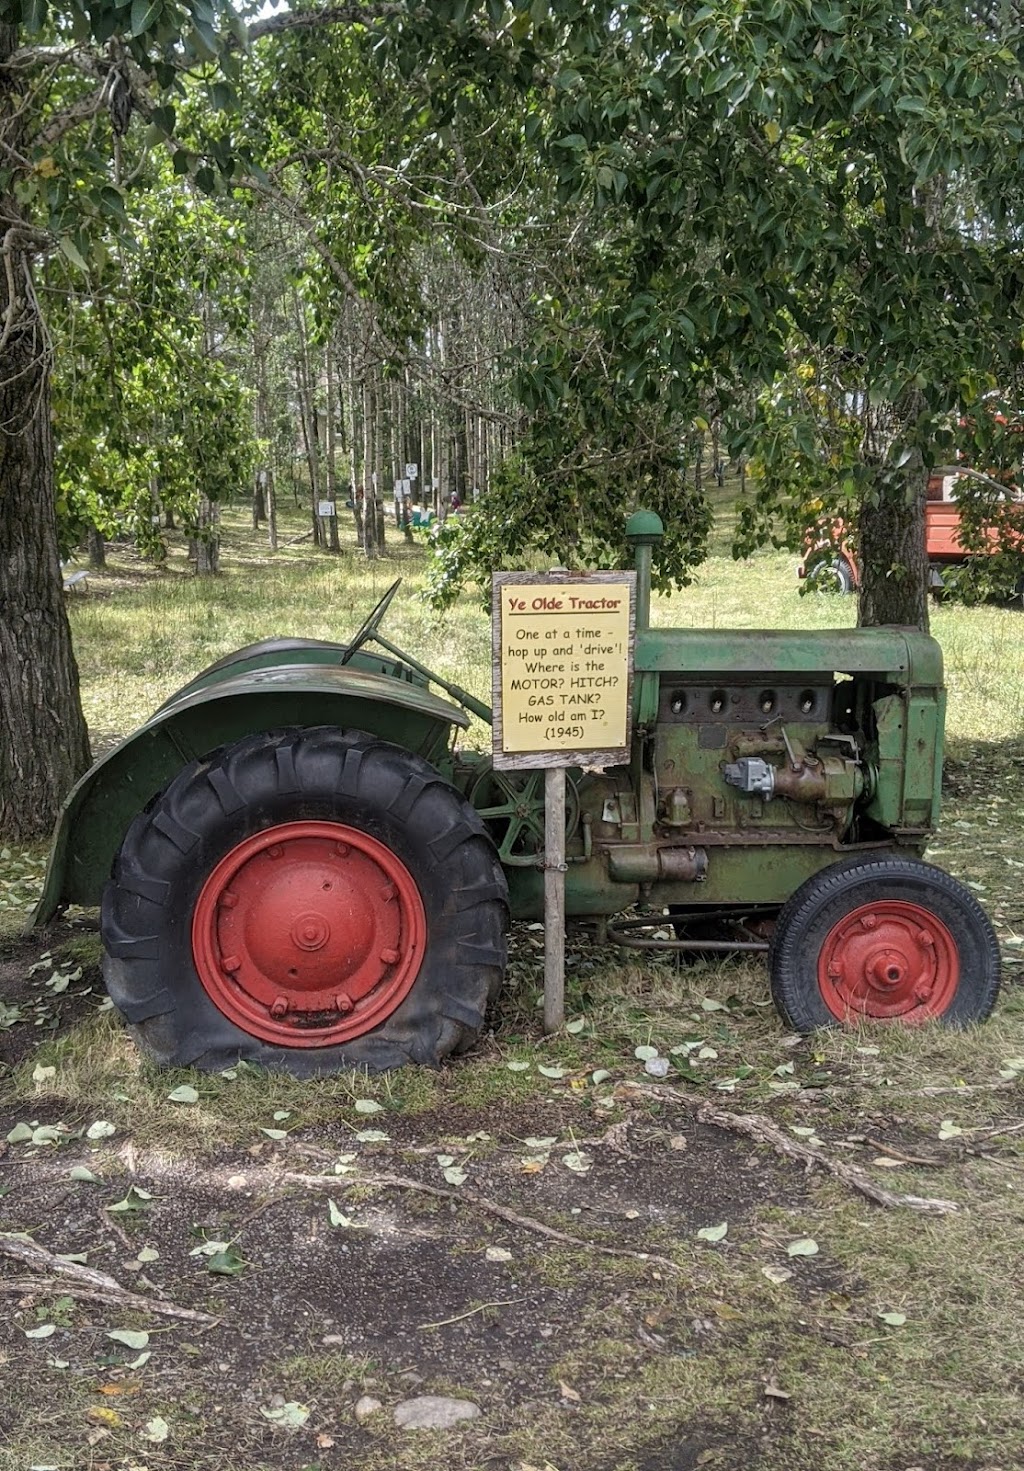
[805,552,855,595]
[101,728,508,1075]
[769,855,1000,1031]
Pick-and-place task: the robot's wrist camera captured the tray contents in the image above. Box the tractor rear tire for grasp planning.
[101,727,508,1075]
[769,855,1000,1032]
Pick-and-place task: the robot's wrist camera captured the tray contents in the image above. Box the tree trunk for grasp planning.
[191,495,220,576]
[324,344,340,553]
[857,451,930,630]
[0,253,92,837]
[252,472,265,528]
[86,524,106,568]
[266,470,278,551]
[362,377,378,560]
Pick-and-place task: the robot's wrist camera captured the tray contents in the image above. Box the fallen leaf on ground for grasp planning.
[696,1222,728,1243]
[787,1238,819,1257]
[86,1406,123,1428]
[143,1415,170,1442]
[260,1401,310,1428]
[558,1380,581,1402]
[561,1150,592,1174]
[761,1265,794,1285]
[166,1085,198,1104]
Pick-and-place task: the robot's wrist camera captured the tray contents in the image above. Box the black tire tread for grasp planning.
[102,727,508,1075]
[769,854,1000,1032]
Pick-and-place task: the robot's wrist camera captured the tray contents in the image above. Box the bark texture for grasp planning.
[857,449,930,631]
[0,280,92,836]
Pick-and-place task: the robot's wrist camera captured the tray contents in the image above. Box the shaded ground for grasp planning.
[3,954,1024,1471]
[1,1071,804,1471]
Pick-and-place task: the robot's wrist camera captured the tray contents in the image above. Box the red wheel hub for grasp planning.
[191,821,426,1047]
[817,900,959,1021]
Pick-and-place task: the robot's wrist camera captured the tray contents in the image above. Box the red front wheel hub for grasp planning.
[191,820,426,1046]
[818,900,960,1021]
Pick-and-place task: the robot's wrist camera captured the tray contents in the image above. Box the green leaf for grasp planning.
[58,238,89,272]
[151,105,176,136]
[787,1237,819,1257]
[98,186,129,226]
[206,1244,245,1276]
[895,96,927,115]
[353,1099,383,1114]
[23,0,47,35]
[879,1311,907,1326]
[696,1222,728,1242]
[107,1328,149,1350]
[130,0,161,36]
[209,83,237,114]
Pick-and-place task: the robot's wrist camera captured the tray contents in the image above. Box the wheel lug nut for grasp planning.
[335,842,350,857]
[222,954,241,973]
[220,890,239,910]
[381,883,397,901]
[861,914,877,930]
[270,996,289,1018]
[335,993,353,1014]
[268,844,283,859]
[380,948,400,965]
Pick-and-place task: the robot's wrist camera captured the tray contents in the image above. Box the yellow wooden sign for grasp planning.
[492,571,636,769]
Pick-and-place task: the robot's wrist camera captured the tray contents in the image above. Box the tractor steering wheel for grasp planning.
[338,578,403,665]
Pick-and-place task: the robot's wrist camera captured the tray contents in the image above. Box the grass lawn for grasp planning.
[1,495,1023,1471]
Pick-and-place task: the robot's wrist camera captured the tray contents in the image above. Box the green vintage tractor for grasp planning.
[33,512,1000,1074]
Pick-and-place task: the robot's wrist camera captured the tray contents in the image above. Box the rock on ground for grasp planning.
[392,1395,482,1430]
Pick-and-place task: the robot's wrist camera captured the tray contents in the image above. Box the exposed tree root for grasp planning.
[0,1233,218,1323]
[620,1082,959,1214]
[284,1170,682,1272]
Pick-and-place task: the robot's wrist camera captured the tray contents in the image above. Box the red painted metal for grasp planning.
[191,820,426,1046]
[817,900,959,1021]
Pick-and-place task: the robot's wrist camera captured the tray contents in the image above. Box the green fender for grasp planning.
[32,663,469,925]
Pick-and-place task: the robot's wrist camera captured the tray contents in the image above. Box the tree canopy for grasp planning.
[4,0,1024,833]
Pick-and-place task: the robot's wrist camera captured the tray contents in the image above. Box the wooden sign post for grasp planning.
[492,571,636,1031]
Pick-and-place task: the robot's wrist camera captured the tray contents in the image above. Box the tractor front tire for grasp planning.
[769,855,1000,1032]
[101,727,508,1075]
